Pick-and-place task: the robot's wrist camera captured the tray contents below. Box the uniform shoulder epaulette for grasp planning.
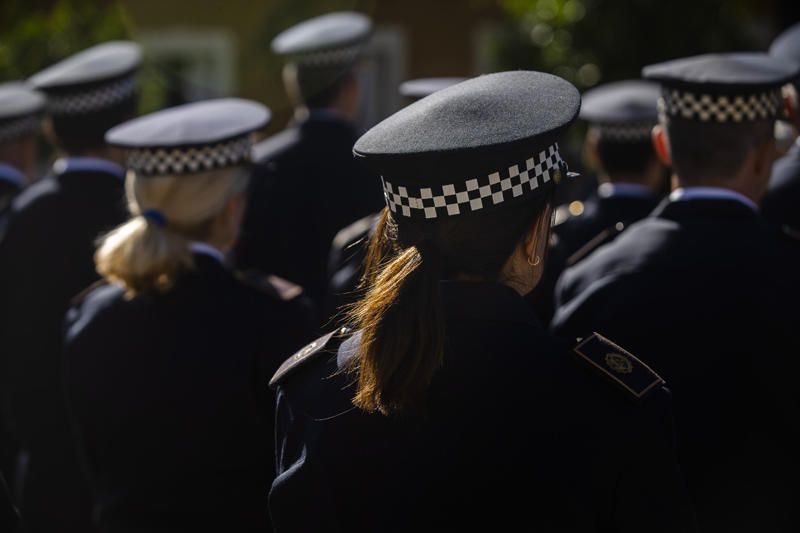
[235,270,304,302]
[270,327,352,389]
[331,213,378,252]
[70,279,110,307]
[251,127,301,163]
[566,221,625,267]
[552,202,580,227]
[572,332,664,400]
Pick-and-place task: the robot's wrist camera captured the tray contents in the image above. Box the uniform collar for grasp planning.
[669,186,758,212]
[53,157,126,180]
[0,163,26,188]
[441,280,541,330]
[598,182,654,199]
[189,242,226,265]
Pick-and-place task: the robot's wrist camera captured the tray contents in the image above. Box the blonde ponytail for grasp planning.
[96,168,247,297]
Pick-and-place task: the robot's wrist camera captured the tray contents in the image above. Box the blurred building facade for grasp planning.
[122,0,503,134]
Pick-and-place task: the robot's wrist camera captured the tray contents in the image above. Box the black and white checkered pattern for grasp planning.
[294,44,362,66]
[596,122,655,142]
[127,136,252,176]
[659,88,783,123]
[383,143,565,220]
[47,76,136,115]
[0,115,39,143]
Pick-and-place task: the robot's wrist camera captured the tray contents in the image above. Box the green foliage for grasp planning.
[0,0,132,81]
[493,0,767,89]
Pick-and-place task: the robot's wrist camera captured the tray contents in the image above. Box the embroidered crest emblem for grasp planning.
[295,342,317,360]
[572,333,665,400]
[605,352,633,374]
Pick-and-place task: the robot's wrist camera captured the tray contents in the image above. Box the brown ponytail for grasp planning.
[347,193,551,416]
[348,232,445,416]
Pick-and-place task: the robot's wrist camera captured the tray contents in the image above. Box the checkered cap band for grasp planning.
[382,143,565,220]
[127,136,252,176]
[0,115,38,143]
[597,122,655,142]
[47,76,136,115]
[293,44,362,66]
[659,88,783,123]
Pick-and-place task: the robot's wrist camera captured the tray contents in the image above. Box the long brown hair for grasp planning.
[347,193,550,415]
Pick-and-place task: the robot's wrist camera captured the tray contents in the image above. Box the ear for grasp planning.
[652,124,672,167]
[751,135,777,178]
[583,128,601,171]
[41,116,60,152]
[524,204,552,260]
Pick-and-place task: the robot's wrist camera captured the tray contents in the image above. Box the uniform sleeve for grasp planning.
[0,470,19,532]
[234,164,278,272]
[269,386,341,533]
[611,393,698,533]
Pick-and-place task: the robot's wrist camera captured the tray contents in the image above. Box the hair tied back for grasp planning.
[141,208,167,228]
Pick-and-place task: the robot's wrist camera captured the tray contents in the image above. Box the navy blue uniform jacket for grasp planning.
[270,281,697,532]
[553,198,800,532]
[0,164,128,532]
[234,114,383,312]
[528,191,660,326]
[763,142,800,235]
[63,253,312,532]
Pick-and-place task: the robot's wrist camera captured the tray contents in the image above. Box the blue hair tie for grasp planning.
[142,208,167,227]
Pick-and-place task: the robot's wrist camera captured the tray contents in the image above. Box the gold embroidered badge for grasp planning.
[605,352,633,374]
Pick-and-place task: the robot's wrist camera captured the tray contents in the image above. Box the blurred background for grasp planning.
[2,0,798,156]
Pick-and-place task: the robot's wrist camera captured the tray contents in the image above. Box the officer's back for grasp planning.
[63,99,312,532]
[0,42,141,532]
[270,72,695,533]
[235,13,383,311]
[553,53,800,531]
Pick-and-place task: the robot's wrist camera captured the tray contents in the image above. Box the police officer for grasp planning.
[269,72,696,532]
[528,80,668,325]
[552,53,800,531]
[63,99,312,532]
[763,22,800,242]
[0,41,141,532]
[326,76,466,318]
[235,12,383,312]
[0,83,44,221]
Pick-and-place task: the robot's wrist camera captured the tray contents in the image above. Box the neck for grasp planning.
[62,146,125,166]
[0,138,35,182]
[674,174,760,204]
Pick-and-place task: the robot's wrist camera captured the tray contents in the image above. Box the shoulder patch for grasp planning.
[251,128,301,163]
[572,333,664,400]
[269,327,351,389]
[265,274,304,301]
[566,221,625,267]
[235,270,304,301]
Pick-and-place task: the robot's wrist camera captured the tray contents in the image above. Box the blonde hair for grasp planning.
[95,167,247,296]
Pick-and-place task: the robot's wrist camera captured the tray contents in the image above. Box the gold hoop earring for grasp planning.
[527,254,541,267]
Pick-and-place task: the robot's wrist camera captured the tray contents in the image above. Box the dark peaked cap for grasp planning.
[643,53,799,123]
[29,41,141,116]
[106,98,270,176]
[580,80,659,141]
[272,12,372,65]
[399,77,468,100]
[770,22,800,66]
[354,71,580,220]
[0,82,45,143]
